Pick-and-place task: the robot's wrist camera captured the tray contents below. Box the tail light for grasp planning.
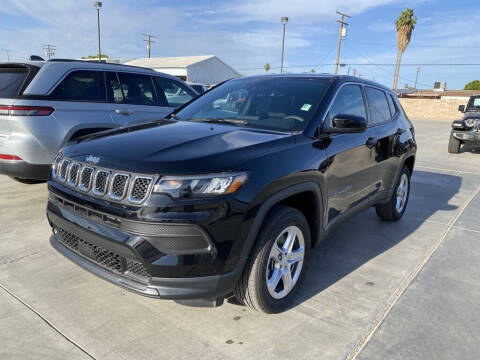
[0,105,54,116]
[0,154,22,161]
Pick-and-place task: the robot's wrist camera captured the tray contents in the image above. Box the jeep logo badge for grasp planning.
[86,155,100,164]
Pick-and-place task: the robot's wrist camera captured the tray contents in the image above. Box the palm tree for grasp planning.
[264,63,270,72]
[393,9,417,89]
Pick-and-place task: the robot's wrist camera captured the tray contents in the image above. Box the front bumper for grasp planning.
[0,160,50,180]
[47,195,240,300]
[452,130,480,143]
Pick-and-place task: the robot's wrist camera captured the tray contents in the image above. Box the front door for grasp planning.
[322,84,378,227]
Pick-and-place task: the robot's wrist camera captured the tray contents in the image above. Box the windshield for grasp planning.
[466,96,480,111]
[176,77,331,132]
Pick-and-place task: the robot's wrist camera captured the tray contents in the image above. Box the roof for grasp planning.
[232,74,395,93]
[125,55,216,69]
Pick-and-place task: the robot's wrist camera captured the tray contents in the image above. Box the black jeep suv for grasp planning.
[47,75,416,313]
[449,95,480,153]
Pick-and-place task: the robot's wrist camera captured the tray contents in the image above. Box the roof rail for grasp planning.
[46,59,154,71]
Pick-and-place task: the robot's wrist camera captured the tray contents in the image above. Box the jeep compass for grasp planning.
[47,75,416,313]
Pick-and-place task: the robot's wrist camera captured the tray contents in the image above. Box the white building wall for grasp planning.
[187,57,239,85]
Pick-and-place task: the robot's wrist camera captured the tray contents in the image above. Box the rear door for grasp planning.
[39,69,113,152]
[109,71,172,127]
[363,87,399,195]
[322,83,379,227]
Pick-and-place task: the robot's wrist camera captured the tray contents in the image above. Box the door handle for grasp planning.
[366,137,378,148]
[115,109,135,115]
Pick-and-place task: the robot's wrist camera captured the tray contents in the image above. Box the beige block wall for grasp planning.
[399,98,466,121]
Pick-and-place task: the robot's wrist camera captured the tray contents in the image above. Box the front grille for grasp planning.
[130,177,153,202]
[54,226,151,281]
[110,173,129,200]
[79,166,94,192]
[93,170,110,195]
[59,159,70,181]
[52,156,155,204]
[68,163,80,186]
[53,156,62,177]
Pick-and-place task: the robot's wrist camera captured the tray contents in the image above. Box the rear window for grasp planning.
[0,67,29,98]
[50,70,106,102]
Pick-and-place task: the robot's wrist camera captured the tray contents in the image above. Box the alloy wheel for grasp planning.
[266,225,305,299]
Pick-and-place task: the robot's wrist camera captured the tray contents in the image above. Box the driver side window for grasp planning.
[326,84,367,125]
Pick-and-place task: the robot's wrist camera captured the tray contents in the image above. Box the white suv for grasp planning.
[0,59,197,181]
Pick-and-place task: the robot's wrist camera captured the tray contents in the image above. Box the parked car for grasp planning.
[0,59,197,181]
[449,95,480,153]
[187,83,208,95]
[47,74,416,313]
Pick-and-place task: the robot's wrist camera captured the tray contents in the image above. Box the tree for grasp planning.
[464,80,480,90]
[264,63,270,72]
[393,9,417,89]
[81,54,109,60]
[310,69,316,73]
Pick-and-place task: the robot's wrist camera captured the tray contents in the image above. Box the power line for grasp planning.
[334,11,350,75]
[142,33,156,58]
[41,44,56,59]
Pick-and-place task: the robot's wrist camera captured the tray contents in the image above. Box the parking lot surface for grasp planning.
[1,120,479,360]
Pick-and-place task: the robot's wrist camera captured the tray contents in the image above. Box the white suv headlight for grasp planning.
[153,172,248,199]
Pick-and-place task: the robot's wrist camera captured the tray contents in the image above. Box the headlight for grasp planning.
[465,118,479,128]
[153,172,248,199]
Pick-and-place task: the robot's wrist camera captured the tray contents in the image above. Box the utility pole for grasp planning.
[280,17,289,74]
[93,1,102,62]
[143,34,156,58]
[414,67,421,89]
[334,11,350,75]
[42,44,56,59]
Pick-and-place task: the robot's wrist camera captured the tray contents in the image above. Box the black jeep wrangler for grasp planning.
[47,75,416,313]
[449,95,480,153]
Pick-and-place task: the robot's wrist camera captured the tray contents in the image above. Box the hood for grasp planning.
[62,120,294,174]
[463,111,480,120]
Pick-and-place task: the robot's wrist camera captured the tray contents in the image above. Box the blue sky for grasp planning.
[1,0,479,89]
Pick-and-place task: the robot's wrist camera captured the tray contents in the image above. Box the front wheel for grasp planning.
[376,166,411,221]
[448,134,461,153]
[234,205,311,313]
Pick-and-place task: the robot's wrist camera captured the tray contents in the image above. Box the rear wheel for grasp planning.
[448,133,461,153]
[376,166,411,221]
[234,205,311,313]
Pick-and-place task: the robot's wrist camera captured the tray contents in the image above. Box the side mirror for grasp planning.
[458,105,465,113]
[325,114,367,134]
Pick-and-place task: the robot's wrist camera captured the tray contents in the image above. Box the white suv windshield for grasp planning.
[176,77,331,132]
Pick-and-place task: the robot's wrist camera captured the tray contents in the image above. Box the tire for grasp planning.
[375,166,411,221]
[234,205,311,313]
[448,134,461,154]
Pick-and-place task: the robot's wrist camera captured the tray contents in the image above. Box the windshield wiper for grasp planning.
[189,118,249,126]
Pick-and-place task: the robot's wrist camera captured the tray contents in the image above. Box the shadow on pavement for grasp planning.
[292,170,461,307]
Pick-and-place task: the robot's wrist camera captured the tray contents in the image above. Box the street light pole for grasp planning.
[334,11,350,75]
[280,17,288,74]
[94,1,102,62]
